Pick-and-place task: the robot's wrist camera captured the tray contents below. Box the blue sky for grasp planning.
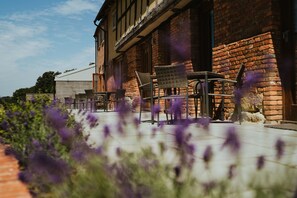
[0,0,103,96]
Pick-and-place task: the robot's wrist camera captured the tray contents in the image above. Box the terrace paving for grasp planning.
[0,110,296,197]
[75,110,297,196]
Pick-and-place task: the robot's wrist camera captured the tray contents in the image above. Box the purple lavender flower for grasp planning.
[152,105,161,116]
[222,126,241,154]
[0,120,9,131]
[45,107,67,130]
[233,88,244,105]
[103,125,110,138]
[57,127,73,143]
[275,138,285,160]
[203,145,213,164]
[6,111,13,118]
[71,146,88,162]
[31,139,42,150]
[198,117,211,129]
[117,122,124,134]
[243,72,263,89]
[174,125,185,147]
[18,171,31,183]
[116,101,131,117]
[95,146,103,155]
[29,151,70,183]
[257,155,265,170]
[4,147,16,156]
[169,99,183,118]
[86,113,98,128]
[186,144,195,155]
[73,122,83,136]
[133,117,140,127]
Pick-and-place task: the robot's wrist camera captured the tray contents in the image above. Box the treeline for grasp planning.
[0,71,61,105]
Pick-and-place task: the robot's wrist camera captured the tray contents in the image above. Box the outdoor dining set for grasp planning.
[64,89,126,112]
[65,63,245,125]
[135,63,245,125]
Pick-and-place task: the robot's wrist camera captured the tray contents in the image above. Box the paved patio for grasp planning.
[75,110,297,196]
[0,110,296,197]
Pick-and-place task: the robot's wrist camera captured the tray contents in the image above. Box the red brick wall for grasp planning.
[122,45,141,99]
[212,0,285,121]
[213,32,282,121]
[170,9,191,64]
[213,0,280,47]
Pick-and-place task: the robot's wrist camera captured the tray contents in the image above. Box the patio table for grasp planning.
[94,91,116,111]
[150,71,225,123]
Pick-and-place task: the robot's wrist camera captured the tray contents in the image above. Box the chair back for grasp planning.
[116,89,126,99]
[235,63,245,88]
[154,64,188,89]
[135,71,151,92]
[85,89,94,98]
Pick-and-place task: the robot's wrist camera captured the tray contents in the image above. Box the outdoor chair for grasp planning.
[188,80,204,119]
[154,64,189,125]
[75,93,86,110]
[64,97,74,109]
[107,89,126,111]
[85,89,96,112]
[211,63,245,122]
[115,88,126,108]
[135,71,158,123]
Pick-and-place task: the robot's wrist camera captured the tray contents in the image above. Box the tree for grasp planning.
[34,71,61,93]
[12,87,35,101]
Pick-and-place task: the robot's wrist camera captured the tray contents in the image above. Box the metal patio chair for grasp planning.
[154,64,189,125]
[211,63,245,122]
[135,71,158,123]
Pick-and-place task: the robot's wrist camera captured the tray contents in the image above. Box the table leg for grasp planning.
[150,78,154,124]
[204,73,209,117]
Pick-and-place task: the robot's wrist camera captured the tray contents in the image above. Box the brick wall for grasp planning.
[170,9,191,64]
[213,0,280,47]
[122,45,141,100]
[213,32,283,121]
[212,0,285,121]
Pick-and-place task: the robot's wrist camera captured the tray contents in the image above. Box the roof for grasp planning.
[93,0,114,25]
[55,65,95,81]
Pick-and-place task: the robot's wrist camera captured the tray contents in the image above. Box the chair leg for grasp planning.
[194,98,198,119]
[139,98,142,123]
[157,91,160,126]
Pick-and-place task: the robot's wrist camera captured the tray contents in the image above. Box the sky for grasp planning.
[0,0,104,97]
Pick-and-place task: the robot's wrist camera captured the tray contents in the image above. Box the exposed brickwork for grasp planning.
[213,32,283,121]
[122,45,141,100]
[213,0,280,46]
[170,9,191,63]
[0,145,31,198]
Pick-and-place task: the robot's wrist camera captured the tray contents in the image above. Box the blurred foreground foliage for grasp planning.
[0,97,296,198]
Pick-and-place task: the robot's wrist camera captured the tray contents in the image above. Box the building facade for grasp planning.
[93,0,297,121]
[55,65,95,102]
